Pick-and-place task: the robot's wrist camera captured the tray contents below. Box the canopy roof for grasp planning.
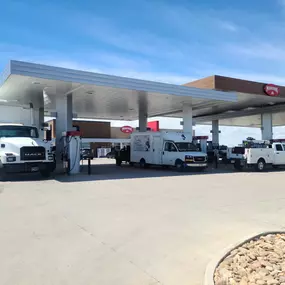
[0,60,236,120]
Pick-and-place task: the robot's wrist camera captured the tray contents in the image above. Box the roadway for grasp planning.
[0,159,285,285]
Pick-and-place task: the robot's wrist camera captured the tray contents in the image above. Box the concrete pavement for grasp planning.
[1,160,285,285]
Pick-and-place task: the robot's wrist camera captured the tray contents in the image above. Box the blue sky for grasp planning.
[1,0,285,145]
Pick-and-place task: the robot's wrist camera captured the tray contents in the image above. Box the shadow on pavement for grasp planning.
[55,162,238,183]
[3,162,285,183]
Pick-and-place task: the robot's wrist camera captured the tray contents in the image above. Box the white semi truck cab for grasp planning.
[129,131,208,171]
[0,124,55,178]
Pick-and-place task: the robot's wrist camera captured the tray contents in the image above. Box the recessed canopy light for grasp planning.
[86,91,94,95]
[32,81,41,85]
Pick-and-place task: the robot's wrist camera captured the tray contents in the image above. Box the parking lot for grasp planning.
[1,159,285,285]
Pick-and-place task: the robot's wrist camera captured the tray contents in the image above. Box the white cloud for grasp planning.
[228,42,285,61]
[218,21,238,32]
[279,0,285,7]
[222,71,285,85]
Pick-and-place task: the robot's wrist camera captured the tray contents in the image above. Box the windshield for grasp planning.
[175,142,199,152]
[0,126,39,138]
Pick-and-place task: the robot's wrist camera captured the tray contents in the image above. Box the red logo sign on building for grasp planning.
[120,126,133,134]
[264,84,280,97]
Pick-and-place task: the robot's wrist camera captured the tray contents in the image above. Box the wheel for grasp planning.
[175,159,185,172]
[256,159,266,172]
[116,159,122,166]
[139,158,147,169]
[40,170,51,178]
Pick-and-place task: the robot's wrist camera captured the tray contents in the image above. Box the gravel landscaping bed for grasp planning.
[214,233,285,285]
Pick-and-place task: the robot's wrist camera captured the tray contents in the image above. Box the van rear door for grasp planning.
[152,135,161,164]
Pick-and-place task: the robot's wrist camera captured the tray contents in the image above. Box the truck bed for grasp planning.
[245,148,274,164]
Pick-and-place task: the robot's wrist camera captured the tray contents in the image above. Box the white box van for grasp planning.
[130,131,207,171]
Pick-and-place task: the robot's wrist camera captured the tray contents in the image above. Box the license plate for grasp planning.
[231,160,235,163]
[31,167,39,172]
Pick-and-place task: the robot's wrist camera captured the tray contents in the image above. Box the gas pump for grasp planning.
[193,136,208,153]
[62,131,81,174]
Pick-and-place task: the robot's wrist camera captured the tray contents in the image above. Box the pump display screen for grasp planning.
[0,125,39,138]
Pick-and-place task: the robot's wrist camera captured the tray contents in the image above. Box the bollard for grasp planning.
[88,158,91,175]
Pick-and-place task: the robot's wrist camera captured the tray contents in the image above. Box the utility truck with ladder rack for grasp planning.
[227,139,285,171]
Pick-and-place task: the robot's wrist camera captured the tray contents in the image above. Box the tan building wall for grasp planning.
[46,119,111,139]
[185,75,285,97]
[46,119,112,155]
[184,76,215,89]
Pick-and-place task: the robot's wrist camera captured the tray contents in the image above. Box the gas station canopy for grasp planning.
[1,60,285,128]
[0,60,237,120]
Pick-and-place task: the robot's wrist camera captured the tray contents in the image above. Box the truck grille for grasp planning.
[194,156,206,162]
[20,146,46,161]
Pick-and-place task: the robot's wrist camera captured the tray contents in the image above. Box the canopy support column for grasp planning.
[211,120,220,146]
[138,92,148,132]
[182,104,193,141]
[261,113,273,140]
[55,94,73,173]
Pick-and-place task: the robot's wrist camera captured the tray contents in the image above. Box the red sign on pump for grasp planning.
[120,126,133,134]
[264,84,280,96]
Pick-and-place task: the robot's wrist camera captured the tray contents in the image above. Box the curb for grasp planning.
[204,230,285,285]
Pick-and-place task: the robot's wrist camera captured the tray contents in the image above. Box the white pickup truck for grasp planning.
[0,124,55,179]
[228,140,285,171]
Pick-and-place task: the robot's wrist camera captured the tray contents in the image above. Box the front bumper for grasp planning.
[1,162,56,173]
[229,158,246,165]
[185,163,207,167]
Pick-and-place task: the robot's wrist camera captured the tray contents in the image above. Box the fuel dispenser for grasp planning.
[62,131,81,174]
[193,136,208,154]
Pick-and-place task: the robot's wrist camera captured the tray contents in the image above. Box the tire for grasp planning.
[139,158,147,169]
[116,159,122,166]
[256,158,266,172]
[40,170,51,178]
[175,159,185,172]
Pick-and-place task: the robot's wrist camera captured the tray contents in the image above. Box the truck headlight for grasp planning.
[185,155,194,162]
[6,156,16,162]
